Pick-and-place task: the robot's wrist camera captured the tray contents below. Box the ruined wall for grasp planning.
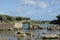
[0,22,15,30]
[0,21,33,30]
[15,22,22,29]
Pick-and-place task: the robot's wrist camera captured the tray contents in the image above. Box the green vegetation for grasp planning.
[56,15,60,20]
[0,14,50,24]
[50,15,60,24]
[31,20,41,24]
[0,14,30,22]
[31,20,50,24]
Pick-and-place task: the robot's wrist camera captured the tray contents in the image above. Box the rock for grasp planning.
[25,32,33,37]
[42,32,46,34]
[14,31,34,39]
[56,33,60,37]
[20,33,27,37]
[41,34,58,39]
[14,31,27,37]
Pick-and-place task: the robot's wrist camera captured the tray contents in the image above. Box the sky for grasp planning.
[0,0,60,20]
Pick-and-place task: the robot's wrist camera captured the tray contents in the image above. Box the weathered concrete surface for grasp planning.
[15,22,22,29]
[14,20,31,29]
[0,21,31,30]
[0,20,41,30]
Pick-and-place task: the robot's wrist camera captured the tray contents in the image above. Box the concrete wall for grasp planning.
[14,21,31,29]
[14,20,31,29]
[0,22,23,30]
[14,22,22,29]
[0,21,32,30]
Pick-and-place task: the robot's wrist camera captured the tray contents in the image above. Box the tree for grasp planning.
[22,17,30,20]
[0,15,3,21]
[16,16,30,21]
[16,16,23,21]
[50,14,60,24]
[0,14,30,22]
[56,15,60,20]
[2,15,7,21]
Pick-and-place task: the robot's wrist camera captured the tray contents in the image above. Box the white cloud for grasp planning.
[51,0,59,5]
[9,7,26,14]
[20,0,36,5]
[38,2,48,8]
[19,0,48,9]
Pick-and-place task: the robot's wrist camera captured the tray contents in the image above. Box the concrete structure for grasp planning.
[0,20,39,30]
[0,20,32,30]
[14,20,32,29]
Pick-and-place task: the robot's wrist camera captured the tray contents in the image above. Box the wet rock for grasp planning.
[14,31,27,38]
[41,34,58,39]
[47,26,57,31]
[42,32,46,34]
[25,32,33,37]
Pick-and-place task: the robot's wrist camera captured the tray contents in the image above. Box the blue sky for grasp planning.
[0,0,60,20]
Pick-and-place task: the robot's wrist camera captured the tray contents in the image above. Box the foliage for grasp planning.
[0,14,30,22]
[56,15,60,20]
[50,14,60,24]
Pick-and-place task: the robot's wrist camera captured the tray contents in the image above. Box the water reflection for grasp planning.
[35,34,41,40]
[0,33,17,40]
